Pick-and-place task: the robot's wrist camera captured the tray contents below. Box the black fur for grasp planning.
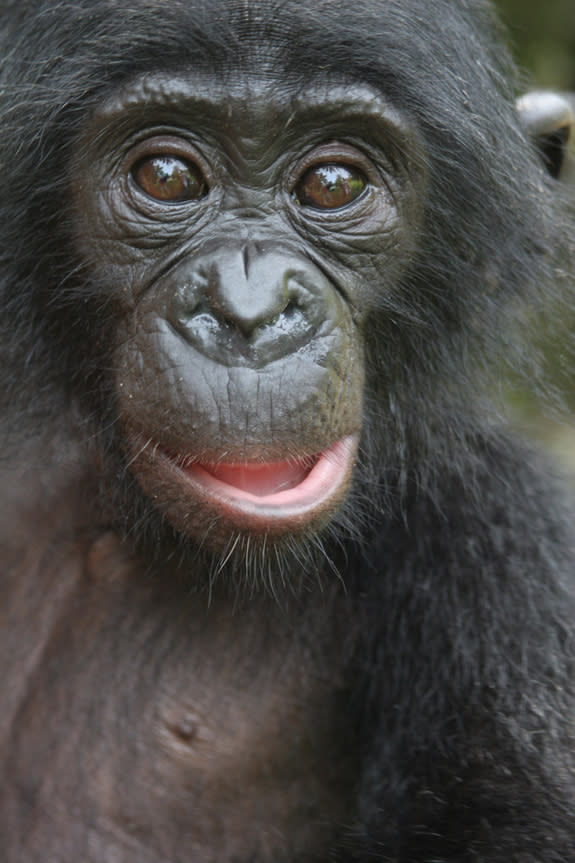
[1,1,575,860]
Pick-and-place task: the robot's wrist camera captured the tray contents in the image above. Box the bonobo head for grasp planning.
[0,0,571,572]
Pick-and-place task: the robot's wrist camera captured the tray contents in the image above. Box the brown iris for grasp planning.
[294,163,367,210]
[132,155,207,203]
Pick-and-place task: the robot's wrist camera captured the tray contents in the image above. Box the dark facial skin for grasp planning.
[72,73,424,548]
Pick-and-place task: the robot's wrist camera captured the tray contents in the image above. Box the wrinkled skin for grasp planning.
[1,1,575,861]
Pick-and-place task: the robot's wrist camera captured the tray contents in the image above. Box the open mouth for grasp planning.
[125,431,359,540]
[176,439,354,511]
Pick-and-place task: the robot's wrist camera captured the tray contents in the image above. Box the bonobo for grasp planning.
[1,0,575,861]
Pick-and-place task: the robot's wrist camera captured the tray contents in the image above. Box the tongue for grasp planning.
[201,459,314,497]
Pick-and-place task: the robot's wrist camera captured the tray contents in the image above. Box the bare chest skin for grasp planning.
[0,524,359,863]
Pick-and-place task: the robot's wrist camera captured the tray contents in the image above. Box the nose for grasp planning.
[167,243,335,366]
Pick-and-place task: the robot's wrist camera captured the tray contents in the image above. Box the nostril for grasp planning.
[274,300,304,330]
[284,299,299,316]
[175,298,210,323]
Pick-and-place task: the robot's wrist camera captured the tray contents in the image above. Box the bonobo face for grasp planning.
[73,72,423,548]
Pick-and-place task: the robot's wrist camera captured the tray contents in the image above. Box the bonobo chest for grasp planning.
[0,531,358,863]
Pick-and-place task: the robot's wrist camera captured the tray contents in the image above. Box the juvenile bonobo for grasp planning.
[1,0,575,861]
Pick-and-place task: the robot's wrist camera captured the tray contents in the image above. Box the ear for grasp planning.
[517,91,574,181]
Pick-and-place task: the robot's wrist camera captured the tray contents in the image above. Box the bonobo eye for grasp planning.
[293,163,367,210]
[131,155,208,203]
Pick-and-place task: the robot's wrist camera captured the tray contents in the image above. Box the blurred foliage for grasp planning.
[495,1,575,456]
[497,0,575,89]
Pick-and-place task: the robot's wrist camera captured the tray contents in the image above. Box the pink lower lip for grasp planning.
[175,436,357,514]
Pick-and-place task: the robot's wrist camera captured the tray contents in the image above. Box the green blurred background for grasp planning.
[496,1,575,459]
[497,0,575,88]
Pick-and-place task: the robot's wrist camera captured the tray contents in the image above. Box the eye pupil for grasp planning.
[294,163,367,210]
[132,155,207,203]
